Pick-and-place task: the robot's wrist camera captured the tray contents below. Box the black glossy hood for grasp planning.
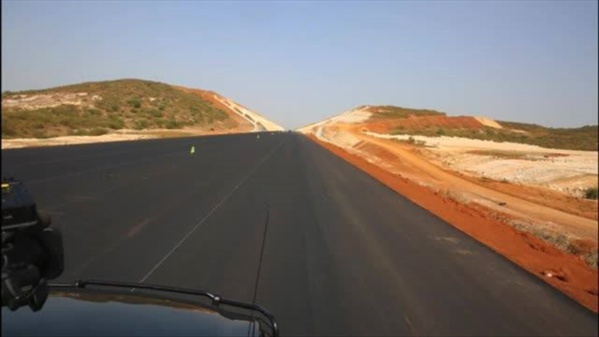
[2,288,262,336]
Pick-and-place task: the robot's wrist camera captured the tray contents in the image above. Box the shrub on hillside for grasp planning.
[128,98,142,108]
[585,187,598,200]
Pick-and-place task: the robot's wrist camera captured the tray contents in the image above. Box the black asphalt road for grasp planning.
[2,132,597,336]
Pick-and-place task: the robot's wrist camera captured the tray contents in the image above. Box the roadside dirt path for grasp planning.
[309,134,598,313]
[358,132,598,242]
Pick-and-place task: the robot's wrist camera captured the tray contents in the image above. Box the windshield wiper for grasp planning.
[49,279,279,337]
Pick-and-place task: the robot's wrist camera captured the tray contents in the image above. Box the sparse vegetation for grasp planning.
[127,98,142,108]
[586,250,599,269]
[499,121,598,151]
[369,106,445,119]
[2,79,230,138]
[511,221,598,269]
[585,187,598,200]
[392,137,426,147]
[165,118,182,129]
[390,124,598,151]
[466,150,534,160]
[368,105,598,151]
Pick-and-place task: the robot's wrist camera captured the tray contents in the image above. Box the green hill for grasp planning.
[2,79,231,138]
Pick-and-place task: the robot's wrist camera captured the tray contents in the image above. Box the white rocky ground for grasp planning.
[365,131,598,197]
[1,133,154,149]
[297,106,372,133]
[3,92,102,110]
[213,95,285,131]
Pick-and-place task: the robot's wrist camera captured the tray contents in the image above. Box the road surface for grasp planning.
[2,132,597,336]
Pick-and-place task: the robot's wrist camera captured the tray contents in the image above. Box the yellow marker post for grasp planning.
[190,146,195,155]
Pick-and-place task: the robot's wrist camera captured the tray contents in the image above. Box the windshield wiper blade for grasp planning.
[49,279,279,337]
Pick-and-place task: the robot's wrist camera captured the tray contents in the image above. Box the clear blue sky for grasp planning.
[2,1,597,129]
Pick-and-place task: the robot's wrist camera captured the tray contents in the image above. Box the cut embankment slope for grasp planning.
[300,105,598,312]
[2,79,285,149]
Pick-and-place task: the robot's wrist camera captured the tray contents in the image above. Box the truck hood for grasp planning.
[2,288,262,336]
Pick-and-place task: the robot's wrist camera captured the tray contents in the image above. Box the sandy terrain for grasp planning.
[297,106,372,132]
[309,134,598,312]
[178,85,286,132]
[315,124,597,241]
[2,133,154,149]
[474,116,503,129]
[1,125,251,150]
[365,132,598,198]
[213,95,286,131]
